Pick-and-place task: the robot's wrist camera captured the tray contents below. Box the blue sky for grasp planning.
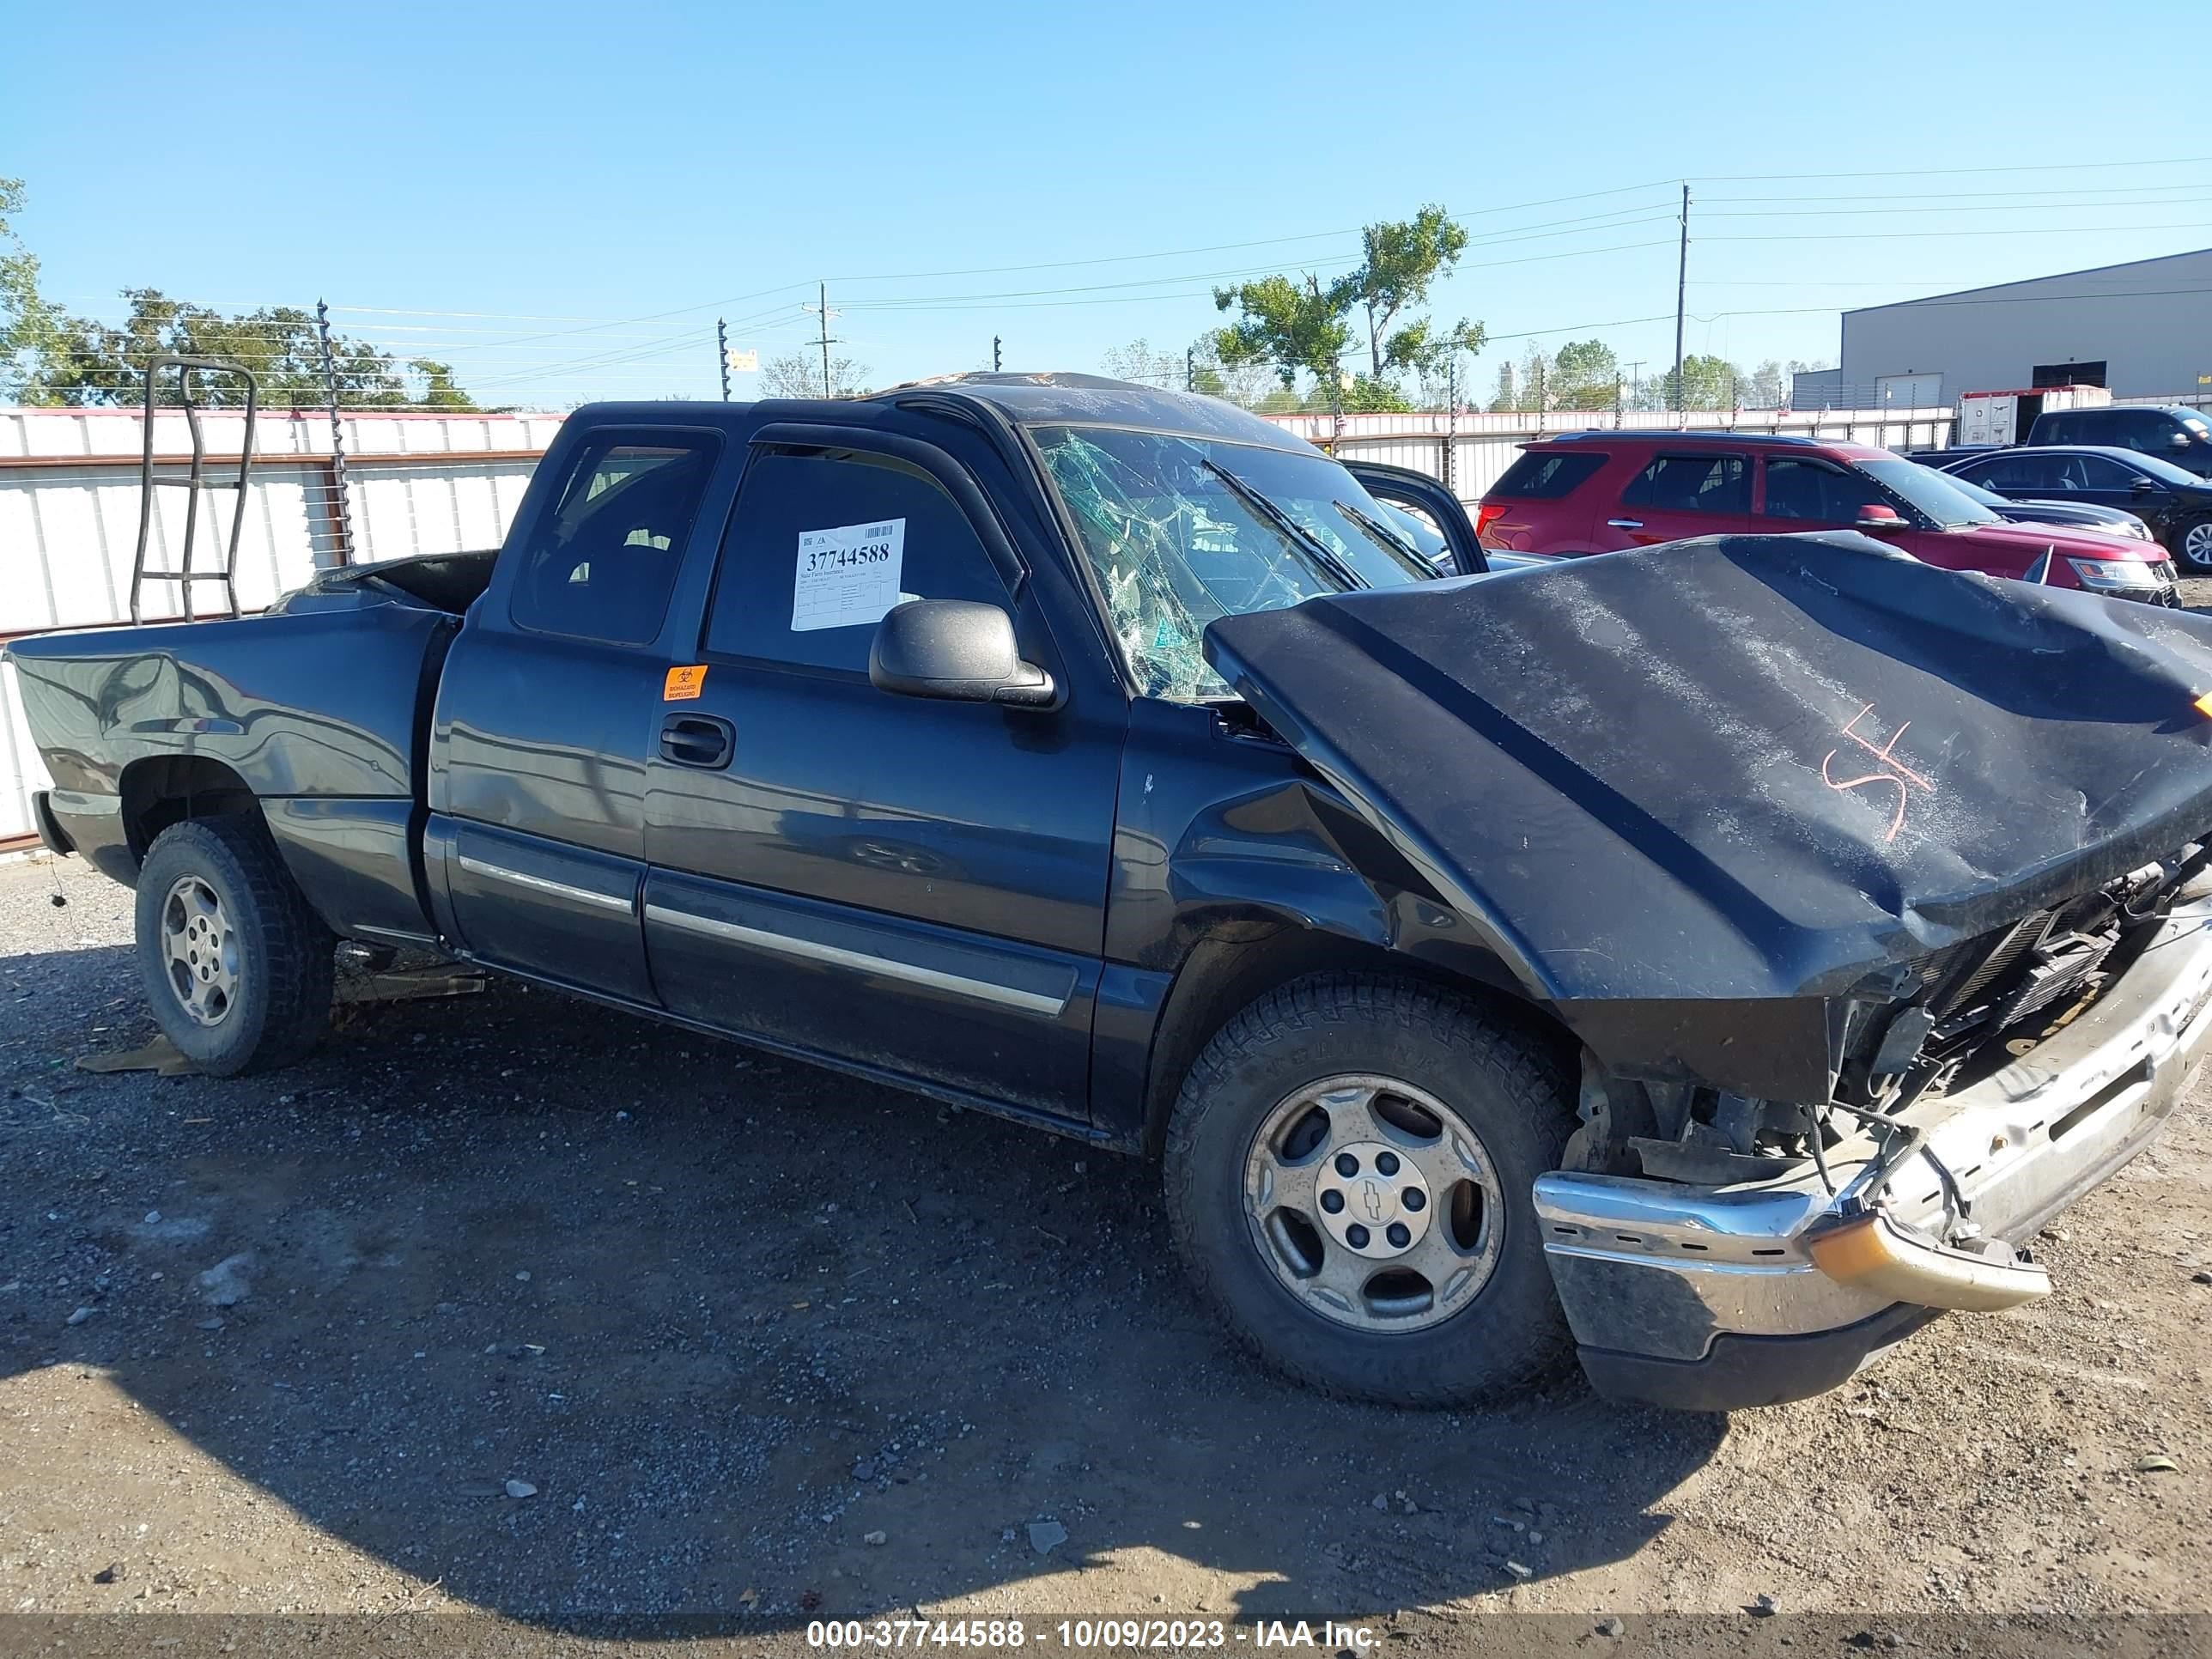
[5,0,2208,407]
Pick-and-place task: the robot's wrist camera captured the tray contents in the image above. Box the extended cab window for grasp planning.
[1621,453,1747,514]
[508,436,717,644]
[704,448,1007,675]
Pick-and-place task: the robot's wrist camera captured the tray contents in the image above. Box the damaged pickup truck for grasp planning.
[13,374,2212,1411]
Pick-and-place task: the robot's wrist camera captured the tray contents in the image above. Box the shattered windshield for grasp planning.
[1032,425,1428,700]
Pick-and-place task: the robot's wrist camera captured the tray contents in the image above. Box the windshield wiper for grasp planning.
[1331,497,1435,579]
[1199,458,1369,591]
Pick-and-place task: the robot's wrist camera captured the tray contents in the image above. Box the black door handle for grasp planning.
[659,714,734,769]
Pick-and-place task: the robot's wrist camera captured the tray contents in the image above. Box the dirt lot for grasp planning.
[3,849,2211,1656]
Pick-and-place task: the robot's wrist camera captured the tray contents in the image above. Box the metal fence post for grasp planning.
[314,299,356,567]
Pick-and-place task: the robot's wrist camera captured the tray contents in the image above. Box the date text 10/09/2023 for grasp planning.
[805,1619,1379,1650]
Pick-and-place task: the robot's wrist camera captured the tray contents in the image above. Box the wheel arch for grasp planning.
[119,754,261,861]
[1135,913,1577,1158]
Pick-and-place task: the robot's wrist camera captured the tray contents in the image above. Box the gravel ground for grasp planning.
[2,851,2210,1656]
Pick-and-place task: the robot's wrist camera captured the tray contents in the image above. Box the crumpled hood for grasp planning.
[1203,534,2212,1012]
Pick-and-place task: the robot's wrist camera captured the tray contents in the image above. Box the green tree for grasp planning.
[1336,375,1412,413]
[33,289,471,409]
[1211,271,1350,393]
[1551,338,1620,410]
[0,179,474,409]
[1335,207,1486,382]
[0,176,72,404]
[407,358,476,409]
[1656,354,1745,410]
[1212,207,1487,406]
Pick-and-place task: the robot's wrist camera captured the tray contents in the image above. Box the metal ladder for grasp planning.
[129,356,258,623]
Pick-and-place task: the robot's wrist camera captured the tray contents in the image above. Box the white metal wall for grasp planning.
[1,406,563,844]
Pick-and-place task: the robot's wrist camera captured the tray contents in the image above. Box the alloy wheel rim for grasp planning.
[2186,521,2212,568]
[161,875,240,1027]
[1243,1073,1504,1334]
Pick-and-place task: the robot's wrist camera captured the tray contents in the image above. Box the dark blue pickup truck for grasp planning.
[15,374,2212,1412]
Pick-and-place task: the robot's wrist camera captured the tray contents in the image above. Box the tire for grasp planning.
[134,816,334,1076]
[2175,514,2212,574]
[1163,973,1576,1407]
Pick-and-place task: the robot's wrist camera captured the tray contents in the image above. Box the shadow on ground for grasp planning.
[1,941,1727,1632]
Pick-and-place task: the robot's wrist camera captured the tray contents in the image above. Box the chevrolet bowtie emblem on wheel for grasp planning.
[1359,1180,1387,1222]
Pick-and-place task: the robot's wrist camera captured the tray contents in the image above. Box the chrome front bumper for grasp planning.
[1534,895,2212,1408]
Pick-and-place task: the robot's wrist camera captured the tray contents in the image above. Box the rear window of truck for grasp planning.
[508,435,720,645]
[1490,449,1606,499]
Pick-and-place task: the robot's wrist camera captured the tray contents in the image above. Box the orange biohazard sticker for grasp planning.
[664,665,708,702]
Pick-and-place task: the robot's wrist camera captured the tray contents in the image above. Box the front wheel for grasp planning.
[134,816,335,1076]
[2175,514,2212,574]
[1163,974,1576,1407]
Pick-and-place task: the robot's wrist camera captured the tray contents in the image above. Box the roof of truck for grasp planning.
[868,372,1315,451]
[570,375,1316,453]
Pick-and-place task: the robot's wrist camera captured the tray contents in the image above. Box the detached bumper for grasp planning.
[1534,895,2212,1412]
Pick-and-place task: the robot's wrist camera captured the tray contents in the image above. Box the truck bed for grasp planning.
[4,579,462,941]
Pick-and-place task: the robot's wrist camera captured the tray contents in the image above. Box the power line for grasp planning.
[1703,196,2212,219]
[1705,219,2212,241]
[1703,179,2212,204]
[1689,153,2212,183]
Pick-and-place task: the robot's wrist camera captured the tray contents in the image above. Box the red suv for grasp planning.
[1475,433,2178,600]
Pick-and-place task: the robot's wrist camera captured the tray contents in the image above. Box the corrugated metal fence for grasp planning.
[2,407,564,845]
[1,399,1954,848]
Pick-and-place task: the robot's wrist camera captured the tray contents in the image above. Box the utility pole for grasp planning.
[1673,184,1690,418]
[993,335,1002,373]
[1185,346,1194,393]
[808,280,840,398]
[717,318,731,402]
[313,298,354,567]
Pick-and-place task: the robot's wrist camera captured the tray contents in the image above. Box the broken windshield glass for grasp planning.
[1031,425,1427,701]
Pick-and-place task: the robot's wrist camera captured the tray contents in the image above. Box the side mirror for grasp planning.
[2133,476,2160,494]
[2172,432,2195,450]
[870,599,1060,710]
[1856,504,1907,532]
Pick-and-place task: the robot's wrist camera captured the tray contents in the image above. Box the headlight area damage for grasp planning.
[1206,533,2212,1409]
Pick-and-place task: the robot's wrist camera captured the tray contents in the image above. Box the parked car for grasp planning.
[14,375,2212,1414]
[2026,403,2212,477]
[1934,470,2156,544]
[1341,457,1548,576]
[1479,432,2178,600]
[1942,445,2212,571]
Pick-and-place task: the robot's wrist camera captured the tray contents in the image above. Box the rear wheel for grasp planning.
[134,817,334,1075]
[2177,514,2212,574]
[1163,973,1576,1406]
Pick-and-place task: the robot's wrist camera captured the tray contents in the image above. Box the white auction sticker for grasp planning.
[792,518,906,633]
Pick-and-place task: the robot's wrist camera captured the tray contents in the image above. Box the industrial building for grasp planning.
[1790,247,2212,410]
